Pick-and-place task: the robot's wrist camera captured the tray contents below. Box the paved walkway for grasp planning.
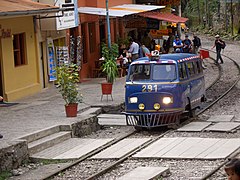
[0,77,126,148]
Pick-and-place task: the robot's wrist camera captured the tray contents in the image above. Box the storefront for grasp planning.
[0,0,60,101]
[78,3,165,79]
[39,0,80,86]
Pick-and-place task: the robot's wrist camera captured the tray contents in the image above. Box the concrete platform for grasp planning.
[177,122,212,132]
[133,137,240,159]
[207,115,235,122]
[31,138,113,160]
[91,138,151,159]
[204,122,240,132]
[117,167,169,180]
[97,114,127,126]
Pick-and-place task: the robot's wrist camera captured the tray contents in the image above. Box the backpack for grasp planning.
[221,40,226,49]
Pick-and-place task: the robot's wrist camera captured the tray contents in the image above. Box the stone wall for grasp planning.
[0,140,28,171]
[72,115,101,137]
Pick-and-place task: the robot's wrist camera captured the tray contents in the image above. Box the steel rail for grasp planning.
[84,50,240,180]
[196,48,240,116]
[44,49,239,180]
[205,56,222,91]
[198,48,240,179]
[42,130,136,180]
[85,130,171,180]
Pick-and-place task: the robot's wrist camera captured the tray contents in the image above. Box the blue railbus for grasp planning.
[125,53,206,129]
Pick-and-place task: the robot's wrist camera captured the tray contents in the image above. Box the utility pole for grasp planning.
[106,0,111,48]
[177,1,182,37]
[230,0,234,36]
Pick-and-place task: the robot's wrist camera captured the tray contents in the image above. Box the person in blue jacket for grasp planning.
[173,36,183,53]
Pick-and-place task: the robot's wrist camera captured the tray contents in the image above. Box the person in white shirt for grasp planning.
[128,38,139,61]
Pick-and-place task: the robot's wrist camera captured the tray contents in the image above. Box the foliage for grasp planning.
[101,43,119,84]
[117,36,130,47]
[0,171,11,180]
[183,0,218,27]
[55,63,82,105]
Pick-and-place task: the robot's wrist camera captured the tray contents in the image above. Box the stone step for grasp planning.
[18,125,71,143]
[78,107,102,116]
[97,114,127,126]
[28,131,72,155]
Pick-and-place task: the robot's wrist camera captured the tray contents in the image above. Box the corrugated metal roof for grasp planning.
[139,12,188,23]
[0,0,60,17]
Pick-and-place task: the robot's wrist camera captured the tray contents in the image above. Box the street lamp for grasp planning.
[106,0,111,48]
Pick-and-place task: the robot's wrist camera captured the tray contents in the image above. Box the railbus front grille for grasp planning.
[126,112,181,128]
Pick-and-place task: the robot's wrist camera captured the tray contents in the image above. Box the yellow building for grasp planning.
[0,0,60,101]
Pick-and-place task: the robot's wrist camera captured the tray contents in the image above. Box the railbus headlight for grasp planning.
[162,97,173,104]
[154,103,161,110]
[138,103,145,110]
[129,97,138,103]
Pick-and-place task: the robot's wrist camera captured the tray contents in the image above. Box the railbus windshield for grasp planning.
[152,64,177,81]
[128,63,177,82]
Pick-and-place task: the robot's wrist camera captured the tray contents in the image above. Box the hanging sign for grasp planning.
[55,0,79,30]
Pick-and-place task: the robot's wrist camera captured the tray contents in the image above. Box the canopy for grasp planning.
[139,12,188,23]
[0,0,60,17]
[78,4,165,17]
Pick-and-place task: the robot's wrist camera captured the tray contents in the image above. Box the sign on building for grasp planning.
[39,0,79,30]
[55,0,79,30]
[46,38,57,81]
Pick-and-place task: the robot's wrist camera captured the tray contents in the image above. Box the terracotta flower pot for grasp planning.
[101,82,113,95]
[65,103,78,117]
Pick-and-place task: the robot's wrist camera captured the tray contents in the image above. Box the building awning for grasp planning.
[0,0,60,17]
[139,12,188,23]
[78,4,165,17]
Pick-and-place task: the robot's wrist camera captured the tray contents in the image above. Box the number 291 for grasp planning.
[142,85,157,92]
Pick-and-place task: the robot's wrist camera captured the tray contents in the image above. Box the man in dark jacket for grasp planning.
[212,34,224,64]
[192,34,201,54]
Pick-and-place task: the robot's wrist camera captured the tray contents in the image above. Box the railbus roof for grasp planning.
[131,53,200,65]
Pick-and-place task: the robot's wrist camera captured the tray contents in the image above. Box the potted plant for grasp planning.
[100,43,119,99]
[55,63,82,117]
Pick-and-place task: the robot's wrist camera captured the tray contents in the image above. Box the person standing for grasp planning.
[142,32,151,49]
[167,33,175,53]
[128,38,139,61]
[211,34,224,64]
[141,44,150,57]
[150,39,156,52]
[192,34,201,54]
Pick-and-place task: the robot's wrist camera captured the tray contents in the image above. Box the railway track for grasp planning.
[37,50,240,180]
[197,48,240,116]
[82,51,240,180]
[199,49,240,180]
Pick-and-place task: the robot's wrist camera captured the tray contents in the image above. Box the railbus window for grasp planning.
[129,64,151,81]
[196,60,203,73]
[187,62,195,77]
[178,63,187,80]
